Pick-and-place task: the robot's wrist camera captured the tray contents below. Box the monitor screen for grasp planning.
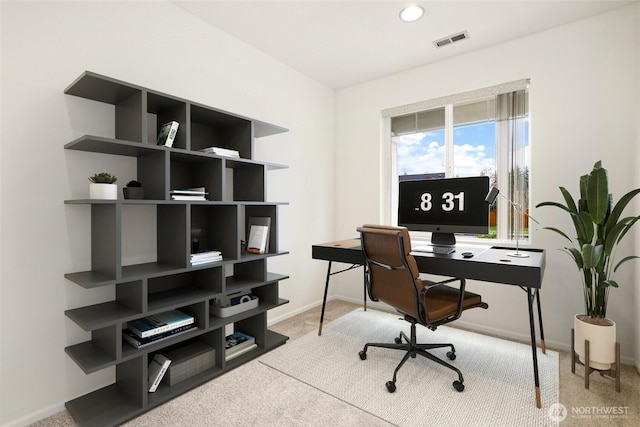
[398,176,490,246]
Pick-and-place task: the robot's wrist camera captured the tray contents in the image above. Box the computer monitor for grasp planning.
[397,176,490,246]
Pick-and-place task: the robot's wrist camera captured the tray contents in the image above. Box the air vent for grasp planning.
[433,31,469,48]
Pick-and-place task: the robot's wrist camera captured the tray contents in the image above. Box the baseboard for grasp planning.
[267,297,336,326]
[2,402,65,427]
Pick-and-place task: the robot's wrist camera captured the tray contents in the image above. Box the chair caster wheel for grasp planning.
[453,380,464,392]
[386,381,396,393]
[394,337,402,344]
[359,351,367,360]
[446,351,456,360]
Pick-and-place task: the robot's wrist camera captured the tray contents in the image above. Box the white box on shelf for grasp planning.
[211,297,259,317]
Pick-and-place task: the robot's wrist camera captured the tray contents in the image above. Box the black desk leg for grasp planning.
[318,261,333,336]
[527,287,542,408]
[536,289,546,354]
[363,264,367,312]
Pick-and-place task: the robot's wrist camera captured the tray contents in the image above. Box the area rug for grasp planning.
[260,308,559,427]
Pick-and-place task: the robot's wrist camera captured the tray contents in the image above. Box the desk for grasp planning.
[312,239,547,408]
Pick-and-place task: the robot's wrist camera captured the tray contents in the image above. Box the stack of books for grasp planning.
[190,250,222,266]
[225,331,257,361]
[199,146,240,158]
[171,187,207,201]
[123,310,196,349]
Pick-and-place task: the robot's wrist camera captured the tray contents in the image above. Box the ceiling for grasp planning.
[172,1,635,89]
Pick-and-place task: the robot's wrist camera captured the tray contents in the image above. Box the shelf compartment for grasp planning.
[189,103,252,157]
[190,204,239,260]
[65,71,144,143]
[170,152,223,202]
[146,331,224,408]
[148,268,223,313]
[243,205,279,252]
[121,327,204,359]
[225,160,265,202]
[65,136,168,201]
[147,92,187,149]
[221,273,288,305]
[230,258,266,285]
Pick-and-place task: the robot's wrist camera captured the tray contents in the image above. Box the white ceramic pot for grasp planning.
[574,314,616,370]
[89,183,118,200]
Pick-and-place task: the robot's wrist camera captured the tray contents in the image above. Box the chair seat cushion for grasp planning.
[423,285,483,323]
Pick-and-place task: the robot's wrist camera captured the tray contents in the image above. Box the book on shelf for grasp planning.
[190,250,222,265]
[247,217,271,254]
[156,121,179,148]
[199,146,240,158]
[191,250,221,259]
[226,343,257,361]
[148,353,171,392]
[171,195,207,201]
[127,309,194,339]
[225,331,256,360]
[171,187,207,195]
[123,324,197,349]
[171,187,208,201]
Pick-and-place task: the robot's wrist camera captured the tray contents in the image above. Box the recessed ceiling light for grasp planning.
[399,5,424,22]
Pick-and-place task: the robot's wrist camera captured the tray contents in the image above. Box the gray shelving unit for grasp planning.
[63,71,289,426]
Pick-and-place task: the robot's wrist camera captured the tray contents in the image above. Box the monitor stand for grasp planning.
[430,232,456,254]
[431,232,456,246]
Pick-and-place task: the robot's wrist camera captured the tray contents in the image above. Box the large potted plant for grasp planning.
[536,161,640,369]
[89,172,118,200]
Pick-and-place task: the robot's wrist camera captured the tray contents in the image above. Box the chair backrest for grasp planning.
[357,224,423,319]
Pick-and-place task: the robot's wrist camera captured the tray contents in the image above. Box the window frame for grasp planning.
[381,79,530,245]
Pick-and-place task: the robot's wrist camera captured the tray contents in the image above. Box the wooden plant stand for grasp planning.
[571,328,621,391]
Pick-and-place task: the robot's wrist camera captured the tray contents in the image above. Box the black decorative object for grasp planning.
[123,180,145,200]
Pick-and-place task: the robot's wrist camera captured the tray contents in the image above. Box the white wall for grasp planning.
[335,4,640,363]
[0,1,335,425]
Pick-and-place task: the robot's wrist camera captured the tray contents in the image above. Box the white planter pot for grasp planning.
[89,183,118,200]
[574,314,616,370]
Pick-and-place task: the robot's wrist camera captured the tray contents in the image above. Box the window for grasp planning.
[385,80,530,242]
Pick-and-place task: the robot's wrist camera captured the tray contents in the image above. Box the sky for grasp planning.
[396,121,497,178]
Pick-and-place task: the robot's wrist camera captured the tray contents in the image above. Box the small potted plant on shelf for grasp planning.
[123,180,144,200]
[88,172,118,200]
[536,161,640,370]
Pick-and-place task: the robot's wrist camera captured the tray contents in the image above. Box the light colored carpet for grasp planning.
[260,308,560,427]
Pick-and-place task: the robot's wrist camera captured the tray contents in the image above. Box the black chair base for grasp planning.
[359,317,465,393]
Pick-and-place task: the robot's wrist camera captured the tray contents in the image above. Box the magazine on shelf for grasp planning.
[171,187,207,195]
[225,331,256,360]
[127,310,194,338]
[190,250,223,265]
[148,354,171,392]
[199,146,240,158]
[123,325,197,349]
[156,121,179,147]
[171,195,207,201]
[246,217,271,254]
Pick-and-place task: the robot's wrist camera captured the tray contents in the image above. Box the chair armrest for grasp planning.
[419,277,467,327]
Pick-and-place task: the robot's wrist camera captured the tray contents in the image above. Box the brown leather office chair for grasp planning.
[357,224,488,393]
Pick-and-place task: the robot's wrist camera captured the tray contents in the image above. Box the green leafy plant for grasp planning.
[536,161,640,318]
[125,180,142,187]
[88,172,117,184]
